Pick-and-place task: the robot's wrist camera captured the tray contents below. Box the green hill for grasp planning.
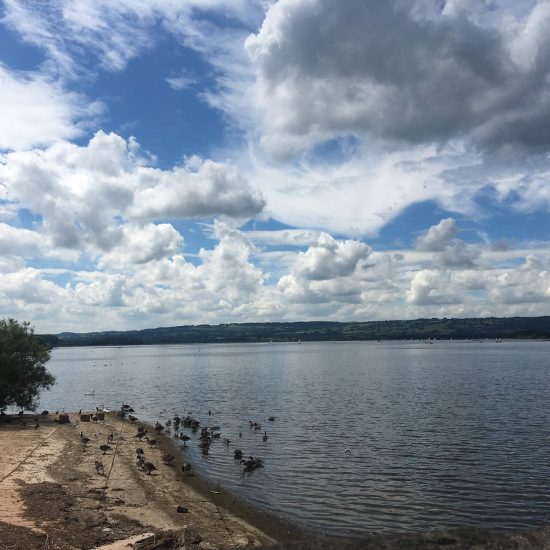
[39,316,550,347]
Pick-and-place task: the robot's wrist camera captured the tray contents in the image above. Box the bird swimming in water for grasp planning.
[263,431,268,442]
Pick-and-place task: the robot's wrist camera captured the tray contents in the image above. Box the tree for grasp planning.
[0,319,55,411]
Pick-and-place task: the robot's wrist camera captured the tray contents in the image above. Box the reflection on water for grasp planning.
[41,340,550,536]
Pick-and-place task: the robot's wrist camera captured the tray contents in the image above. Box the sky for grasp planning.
[1,0,550,333]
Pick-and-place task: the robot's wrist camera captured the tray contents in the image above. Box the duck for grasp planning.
[263,431,268,442]
[234,449,243,459]
[181,463,192,473]
[135,447,144,455]
[95,461,104,475]
[100,444,112,455]
[179,434,191,445]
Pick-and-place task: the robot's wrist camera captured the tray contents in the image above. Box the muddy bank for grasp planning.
[0,412,309,549]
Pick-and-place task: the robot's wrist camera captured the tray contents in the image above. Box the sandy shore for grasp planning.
[0,412,305,550]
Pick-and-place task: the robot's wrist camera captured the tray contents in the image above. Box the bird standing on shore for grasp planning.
[95,461,104,475]
[100,444,112,455]
[162,454,175,465]
[142,462,157,475]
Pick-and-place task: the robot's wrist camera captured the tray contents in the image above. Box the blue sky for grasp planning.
[1,0,550,332]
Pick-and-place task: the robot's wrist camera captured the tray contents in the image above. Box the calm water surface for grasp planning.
[40,341,550,536]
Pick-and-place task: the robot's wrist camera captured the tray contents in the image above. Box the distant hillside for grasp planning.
[38,316,550,347]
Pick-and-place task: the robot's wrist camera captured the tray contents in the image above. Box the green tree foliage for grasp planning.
[0,319,55,411]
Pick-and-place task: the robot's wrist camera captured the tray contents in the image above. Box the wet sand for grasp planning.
[0,412,307,549]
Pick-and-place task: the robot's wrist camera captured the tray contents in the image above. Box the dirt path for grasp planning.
[0,413,282,549]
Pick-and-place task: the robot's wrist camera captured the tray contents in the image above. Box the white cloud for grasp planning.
[98,223,183,269]
[166,73,197,91]
[0,64,99,151]
[290,233,370,281]
[129,156,265,221]
[244,228,321,247]
[406,269,461,306]
[416,218,480,269]
[0,132,264,260]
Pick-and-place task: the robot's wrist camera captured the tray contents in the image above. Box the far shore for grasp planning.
[0,411,308,549]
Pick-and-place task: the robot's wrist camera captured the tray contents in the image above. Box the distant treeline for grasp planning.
[37,316,550,347]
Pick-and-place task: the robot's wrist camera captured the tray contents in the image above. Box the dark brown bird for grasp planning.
[100,444,112,455]
[142,462,157,475]
[162,453,175,465]
[95,461,104,475]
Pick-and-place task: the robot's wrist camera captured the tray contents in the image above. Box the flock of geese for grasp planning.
[80,402,272,478]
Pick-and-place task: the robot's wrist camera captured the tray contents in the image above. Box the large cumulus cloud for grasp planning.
[245,0,550,156]
[0,131,264,260]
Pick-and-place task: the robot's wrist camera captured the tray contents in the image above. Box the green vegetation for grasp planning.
[0,319,55,411]
[40,316,550,347]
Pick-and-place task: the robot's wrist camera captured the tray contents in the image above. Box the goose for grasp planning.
[263,431,268,442]
[95,461,104,475]
[179,434,191,445]
[142,462,157,475]
[234,449,243,459]
[268,416,276,422]
[100,444,112,455]
[135,447,144,455]
[241,456,264,471]
[136,456,145,468]
[81,436,90,447]
[181,463,192,473]
[146,438,158,447]
[162,454,175,465]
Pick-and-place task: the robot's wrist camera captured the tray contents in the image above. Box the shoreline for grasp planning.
[0,410,311,549]
[132,416,311,545]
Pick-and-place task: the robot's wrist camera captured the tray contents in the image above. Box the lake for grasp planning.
[39,340,550,537]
